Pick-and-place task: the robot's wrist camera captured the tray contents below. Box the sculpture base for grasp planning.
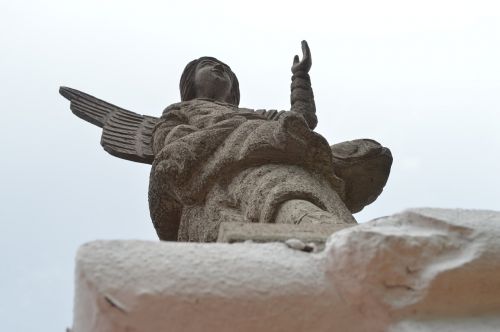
[71,209,500,332]
[217,221,353,250]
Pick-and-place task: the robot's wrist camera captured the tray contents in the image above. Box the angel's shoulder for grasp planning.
[162,101,186,115]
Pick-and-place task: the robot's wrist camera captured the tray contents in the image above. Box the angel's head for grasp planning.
[180,57,240,106]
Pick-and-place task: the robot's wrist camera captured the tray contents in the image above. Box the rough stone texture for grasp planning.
[331,139,393,213]
[149,104,350,242]
[60,41,392,242]
[72,208,500,332]
[217,221,353,248]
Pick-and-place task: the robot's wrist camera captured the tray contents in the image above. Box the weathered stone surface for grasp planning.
[72,208,500,332]
[331,139,392,213]
[217,221,353,248]
[326,208,500,330]
[60,41,392,242]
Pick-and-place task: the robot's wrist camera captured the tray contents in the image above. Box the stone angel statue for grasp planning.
[60,41,392,242]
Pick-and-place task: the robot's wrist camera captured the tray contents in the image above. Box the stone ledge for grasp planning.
[217,221,353,247]
[72,208,500,332]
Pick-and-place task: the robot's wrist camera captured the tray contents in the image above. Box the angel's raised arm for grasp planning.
[59,87,159,164]
[242,41,317,128]
[290,40,317,129]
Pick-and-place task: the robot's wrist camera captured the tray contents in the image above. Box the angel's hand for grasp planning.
[291,40,311,74]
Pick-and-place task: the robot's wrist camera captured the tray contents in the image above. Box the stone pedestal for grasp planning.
[217,221,353,249]
[72,209,500,332]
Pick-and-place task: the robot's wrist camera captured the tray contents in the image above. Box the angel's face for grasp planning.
[193,59,233,103]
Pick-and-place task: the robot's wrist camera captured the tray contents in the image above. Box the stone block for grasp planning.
[217,221,353,246]
[72,208,500,332]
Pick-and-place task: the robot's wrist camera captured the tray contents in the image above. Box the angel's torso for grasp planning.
[162,99,281,129]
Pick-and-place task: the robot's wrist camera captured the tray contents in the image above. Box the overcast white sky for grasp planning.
[1,0,499,330]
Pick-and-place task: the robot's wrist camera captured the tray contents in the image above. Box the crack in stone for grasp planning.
[104,295,129,314]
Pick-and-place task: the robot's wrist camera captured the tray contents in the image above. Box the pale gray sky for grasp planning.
[1,0,499,330]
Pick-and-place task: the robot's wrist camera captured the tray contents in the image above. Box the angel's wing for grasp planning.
[331,139,393,213]
[60,87,160,164]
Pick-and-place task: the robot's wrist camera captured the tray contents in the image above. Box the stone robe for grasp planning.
[149,99,349,241]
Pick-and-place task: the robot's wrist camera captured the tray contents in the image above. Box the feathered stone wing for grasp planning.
[331,139,393,213]
[60,87,159,164]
